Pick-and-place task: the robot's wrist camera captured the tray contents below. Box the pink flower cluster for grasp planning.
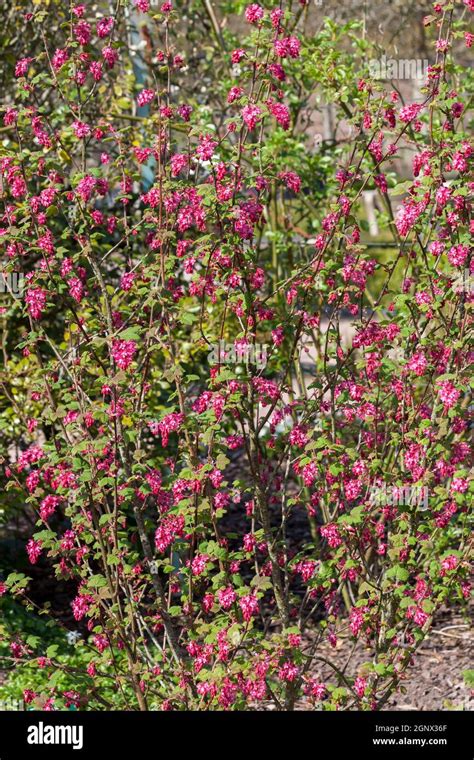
[111,339,137,370]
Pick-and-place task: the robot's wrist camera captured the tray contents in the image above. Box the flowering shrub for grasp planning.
[0,0,472,711]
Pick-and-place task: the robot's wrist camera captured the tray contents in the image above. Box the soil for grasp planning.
[297,604,473,711]
[1,460,471,711]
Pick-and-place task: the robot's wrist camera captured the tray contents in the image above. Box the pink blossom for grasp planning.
[302,461,317,486]
[242,104,262,130]
[430,241,446,258]
[227,86,244,103]
[219,678,237,709]
[278,660,299,682]
[270,8,283,28]
[231,49,245,64]
[320,523,342,548]
[289,425,307,448]
[295,560,317,582]
[25,288,47,320]
[149,412,185,447]
[73,20,91,46]
[60,530,76,551]
[279,171,301,193]
[437,381,460,410]
[202,593,215,613]
[413,607,429,627]
[245,4,264,24]
[395,200,425,236]
[170,153,188,176]
[93,634,109,653]
[90,61,103,81]
[3,108,18,125]
[407,351,427,376]
[239,592,259,621]
[52,49,69,70]
[196,134,217,162]
[102,46,119,68]
[218,586,237,610]
[243,533,256,552]
[39,494,60,521]
[15,58,33,77]
[177,104,192,121]
[154,514,185,553]
[274,36,301,59]
[137,88,155,107]
[447,244,469,267]
[440,555,458,575]
[76,175,96,202]
[72,594,91,621]
[97,17,114,38]
[23,689,36,703]
[268,101,291,130]
[111,339,137,370]
[26,539,42,564]
[345,479,362,500]
[190,553,209,576]
[350,606,366,636]
[354,676,367,698]
[304,680,326,700]
[450,477,468,494]
[399,103,422,123]
[68,277,84,303]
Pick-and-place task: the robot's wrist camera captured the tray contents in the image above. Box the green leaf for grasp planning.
[462,670,474,688]
[385,565,409,582]
[216,453,230,470]
[88,575,108,589]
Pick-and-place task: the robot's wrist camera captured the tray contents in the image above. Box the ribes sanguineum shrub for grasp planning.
[0,0,472,711]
